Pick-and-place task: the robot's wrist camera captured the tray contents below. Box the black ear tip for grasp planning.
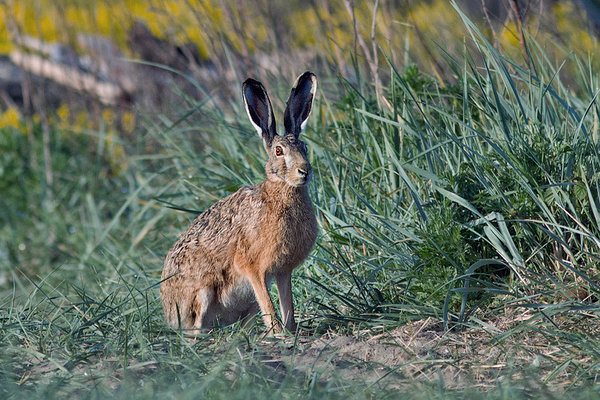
[243,77,261,86]
[243,78,264,92]
[296,71,316,85]
[243,79,271,98]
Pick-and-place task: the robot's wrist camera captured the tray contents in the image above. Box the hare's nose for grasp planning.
[298,168,308,178]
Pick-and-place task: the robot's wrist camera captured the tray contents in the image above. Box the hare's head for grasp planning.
[243,72,317,187]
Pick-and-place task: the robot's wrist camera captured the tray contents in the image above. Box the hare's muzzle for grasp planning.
[297,166,311,185]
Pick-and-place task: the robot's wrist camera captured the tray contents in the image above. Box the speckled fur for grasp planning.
[160,72,318,334]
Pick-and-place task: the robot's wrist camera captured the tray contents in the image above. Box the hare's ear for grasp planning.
[243,78,277,149]
[284,71,317,138]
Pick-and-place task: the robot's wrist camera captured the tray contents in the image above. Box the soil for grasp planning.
[253,312,597,391]
[12,311,597,394]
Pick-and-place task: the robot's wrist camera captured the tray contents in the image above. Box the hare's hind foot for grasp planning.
[164,282,264,335]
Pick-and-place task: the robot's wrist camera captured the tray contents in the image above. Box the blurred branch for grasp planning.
[217,0,250,59]
[10,49,122,105]
[509,0,531,67]
[370,0,381,107]
[343,0,382,99]
[309,0,346,78]
[481,0,499,48]
[2,1,38,169]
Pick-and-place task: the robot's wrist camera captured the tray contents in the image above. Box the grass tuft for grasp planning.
[1,3,600,398]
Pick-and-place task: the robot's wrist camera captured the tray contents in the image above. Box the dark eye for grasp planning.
[275,146,284,156]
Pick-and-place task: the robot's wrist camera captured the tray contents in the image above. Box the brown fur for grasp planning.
[160,73,318,334]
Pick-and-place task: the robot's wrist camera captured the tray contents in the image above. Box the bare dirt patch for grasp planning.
[254,312,598,391]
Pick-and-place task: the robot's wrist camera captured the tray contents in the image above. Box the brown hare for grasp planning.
[160,71,318,335]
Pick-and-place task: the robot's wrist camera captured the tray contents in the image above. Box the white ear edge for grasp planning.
[243,94,264,137]
[249,117,264,137]
[299,77,317,133]
[300,104,311,132]
[300,117,309,133]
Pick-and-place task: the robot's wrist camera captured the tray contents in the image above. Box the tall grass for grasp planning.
[1,3,599,398]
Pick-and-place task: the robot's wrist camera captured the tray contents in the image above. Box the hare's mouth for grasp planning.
[283,174,310,187]
[292,174,311,187]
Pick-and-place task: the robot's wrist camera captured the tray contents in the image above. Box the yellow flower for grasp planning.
[0,107,21,129]
[499,21,521,49]
[102,109,116,126]
[57,103,70,121]
[121,111,136,133]
[73,111,90,134]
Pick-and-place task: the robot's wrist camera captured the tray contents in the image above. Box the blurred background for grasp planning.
[2,1,600,123]
[2,0,600,329]
[1,1,600,396]
[4,0,599,290]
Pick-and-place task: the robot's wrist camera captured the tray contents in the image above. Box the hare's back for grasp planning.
[193,186,263,239]
[163,186,264,275]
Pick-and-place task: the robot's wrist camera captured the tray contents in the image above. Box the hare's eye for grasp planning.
[275,146,284,156]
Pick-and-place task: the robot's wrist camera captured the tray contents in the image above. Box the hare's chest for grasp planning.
[274,205,318,264]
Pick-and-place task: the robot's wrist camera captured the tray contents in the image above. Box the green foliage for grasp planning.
[413,201,473,308]
[0,116,135,274]
[0,128,39,213]
[1,2,600,398]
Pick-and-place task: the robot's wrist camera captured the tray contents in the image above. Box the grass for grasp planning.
[1,3,600,398]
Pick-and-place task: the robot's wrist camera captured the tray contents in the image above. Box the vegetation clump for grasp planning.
[1,1,599,398]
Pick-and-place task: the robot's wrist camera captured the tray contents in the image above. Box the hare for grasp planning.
[160,71,318,335]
